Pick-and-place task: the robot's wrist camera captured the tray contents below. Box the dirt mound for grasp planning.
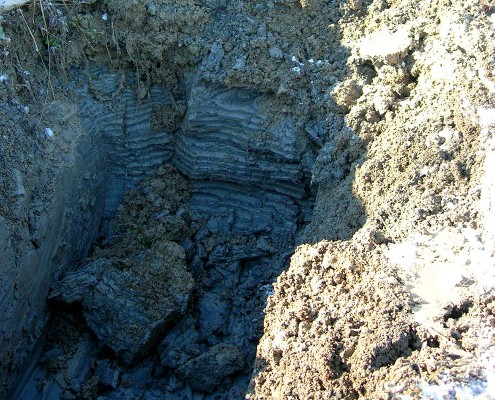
[249,0,495,398]
[249,235,495,398]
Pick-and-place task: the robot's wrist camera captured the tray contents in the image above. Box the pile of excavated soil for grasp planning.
[0,0,494,399]
[250,0,495,398]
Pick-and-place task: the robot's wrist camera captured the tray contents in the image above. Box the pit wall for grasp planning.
[0,113,107,397]
[1,70,319,399]
[0,69,183,397]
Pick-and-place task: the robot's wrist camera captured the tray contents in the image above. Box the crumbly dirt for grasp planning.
[248,235,495,399]
[249,0,495,398]
[95,164,193,258]
[1,0,495,399]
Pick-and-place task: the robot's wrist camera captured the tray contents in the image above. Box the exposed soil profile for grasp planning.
[0,0,495,399]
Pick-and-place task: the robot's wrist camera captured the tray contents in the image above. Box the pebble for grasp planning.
[45,127,54,138]
[96,360,120,389]
[12,169,25,197]
[147,3,157,15]
[349,0,362,10]
[232,57,246,71]
[268,47,283,59]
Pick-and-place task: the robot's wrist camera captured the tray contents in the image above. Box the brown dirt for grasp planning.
[249,0,495,398]
[95,164,193,258]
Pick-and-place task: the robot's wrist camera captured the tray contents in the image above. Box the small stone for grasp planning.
[96,360,120,389]
[425,359,437,374]
[349,329,360,337]
[232,57,246,71]
[462,339,476,351]
[176,344,245,392]
[349,0,362,10]
[332,79,362,110]
[333,272,345,285]
[166,374,184,392]
[147,2,157,15]
[66,340,94,391]
[450,330,461,340]
[298,322,310,336]
[268,47,283,59]
[12,169,25,197]
[159,317,200,369]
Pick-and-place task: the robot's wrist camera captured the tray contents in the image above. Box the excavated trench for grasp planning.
[11,66,322,400]
[3,0,495,398]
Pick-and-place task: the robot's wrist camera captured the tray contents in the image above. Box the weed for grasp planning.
[70,12,104,42]
[44,35,60,52]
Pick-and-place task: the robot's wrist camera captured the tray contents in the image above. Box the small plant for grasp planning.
[44,35,60,52]
[69,13,84,29]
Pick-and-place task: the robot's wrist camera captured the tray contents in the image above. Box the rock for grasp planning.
[50,241,194,363]
[35,338,96,396]
[199,291,231,336]
[12,169,25,197]
[268,47,283,59]
[159,317,200,369]
[96,360,120,389]
[166,373,184,392]
[358,26,413,65]
[174,85,306,198]
[232,57,246,71]
[49,260,105,303]
[332,79,363,110]
[203,41,225,72]
[189,255,204,279]
[304,121,326,147]
[147,2,157,15]
[176,344,245,392]
[66,339,94,391]
[40,379,64,400]
[182,238,195,260]
[349,0,362,10]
